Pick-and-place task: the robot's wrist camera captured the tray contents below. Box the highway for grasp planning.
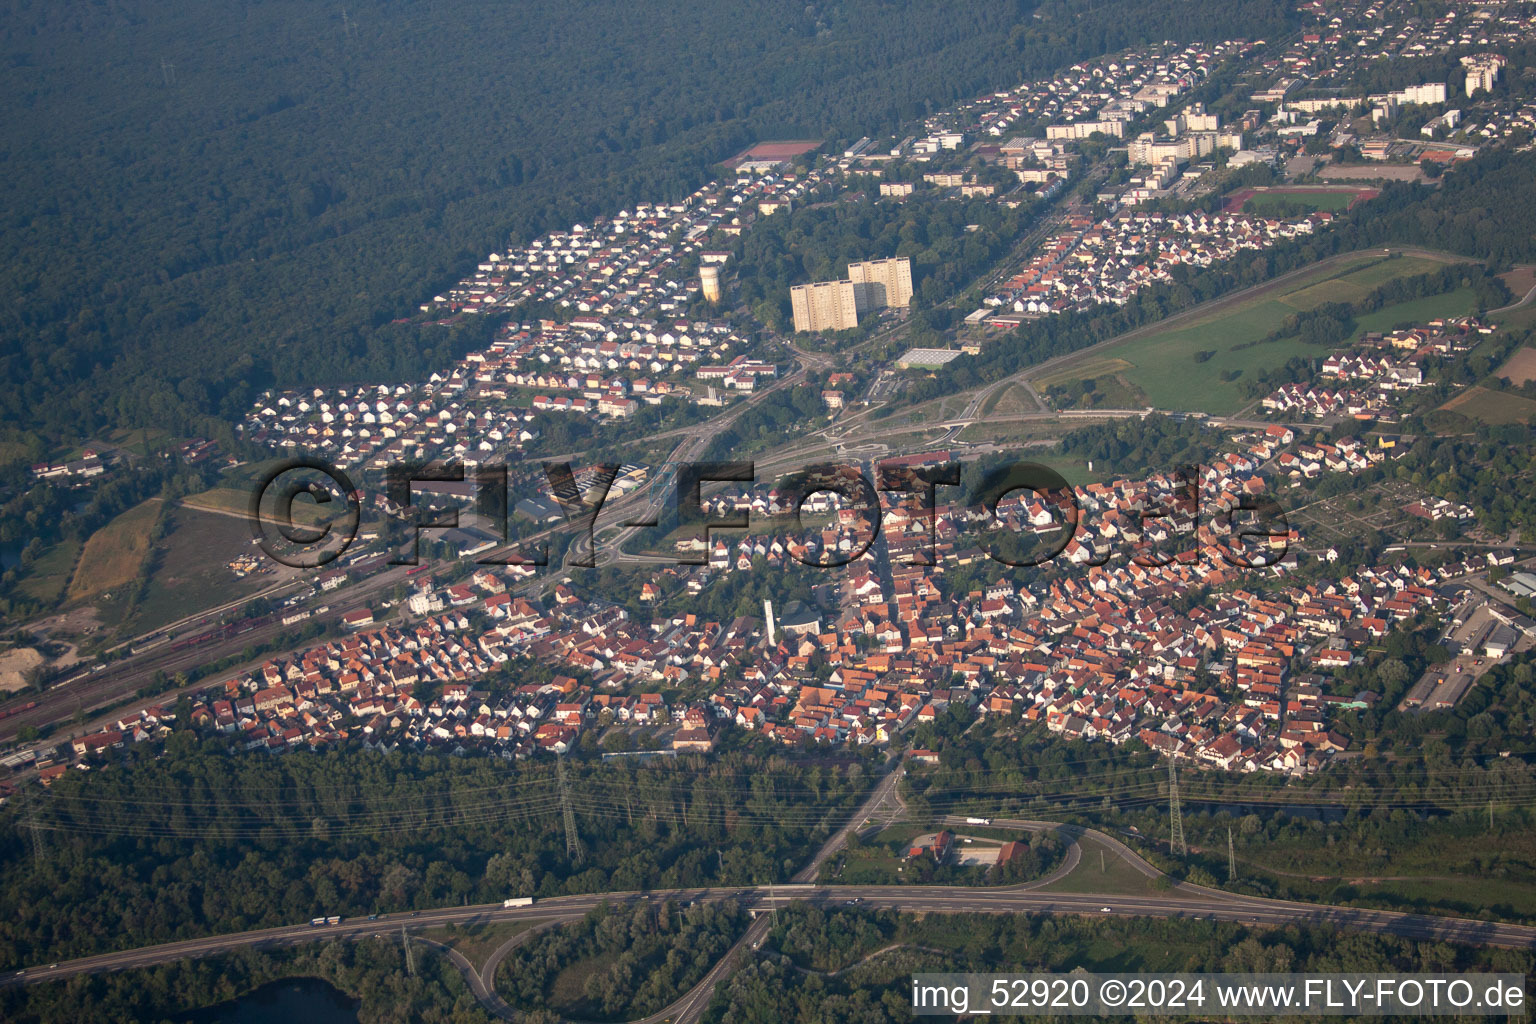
[0,713,1526,1023]
[5,879,1534,1009]
[6,807,1536,1015]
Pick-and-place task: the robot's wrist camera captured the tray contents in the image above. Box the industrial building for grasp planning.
[1502,571,1536,599]
[896,347,962,369]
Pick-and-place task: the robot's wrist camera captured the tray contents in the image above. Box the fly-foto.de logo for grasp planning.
[248,457,1289,572]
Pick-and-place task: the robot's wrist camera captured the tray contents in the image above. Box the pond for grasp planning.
[176,977,359,1024]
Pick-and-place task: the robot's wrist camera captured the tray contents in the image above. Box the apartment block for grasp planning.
[791,280,860,332]
[847,257,914,310]
[1461,54,1506,96]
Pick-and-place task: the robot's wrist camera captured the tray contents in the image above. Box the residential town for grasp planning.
[24,0,1536,800]
[49,402,1535,782]
[11,0,1536,1013]
[1261,315,1492,418]
[982,208,1324,321]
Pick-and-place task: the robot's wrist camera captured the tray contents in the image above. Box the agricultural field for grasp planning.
[1494,304,1536,332]
[104,426,172,458]
[1494,345,1536,387]
[1036,357,1135,390]
[1349,287,1479,338]
[65,498,161,603]
[1030,253,1476,415]
[1438,386,1536,426]
[1497,265,1536,302]
[1279,255,1443,309]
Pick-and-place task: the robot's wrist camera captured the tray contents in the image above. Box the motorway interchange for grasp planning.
[5,804,1534,1023]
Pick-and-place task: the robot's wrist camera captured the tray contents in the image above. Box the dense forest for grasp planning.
[1057,415,1219,478]
[0,745,868,967]
[496,900,746,1021]
[0,0,1297,458]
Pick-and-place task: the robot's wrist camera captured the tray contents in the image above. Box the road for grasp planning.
[7,877,1536,1003]
[5,772,1534,1024]
[1490,274,1536,315]
[791,758,905,883]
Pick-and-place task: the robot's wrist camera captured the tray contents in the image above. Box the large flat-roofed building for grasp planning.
[791,279,860,333]
[847,256,913,309]
[895,347,961,369]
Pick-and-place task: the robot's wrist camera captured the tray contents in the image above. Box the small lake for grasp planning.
[176,977,358,1024]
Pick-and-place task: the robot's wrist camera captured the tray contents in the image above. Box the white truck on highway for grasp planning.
[965,817,992,825]
[309,916,342,926]
[503,897,535,908]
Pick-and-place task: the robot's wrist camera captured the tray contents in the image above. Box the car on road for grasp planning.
[1100,907,1112,913]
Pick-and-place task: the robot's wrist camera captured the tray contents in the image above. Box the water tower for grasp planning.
[700,265,722,304]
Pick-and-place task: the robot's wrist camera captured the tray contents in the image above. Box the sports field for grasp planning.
[1032,253,1475,415]
[724,139,822,167]
[1226,185,1377,214]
